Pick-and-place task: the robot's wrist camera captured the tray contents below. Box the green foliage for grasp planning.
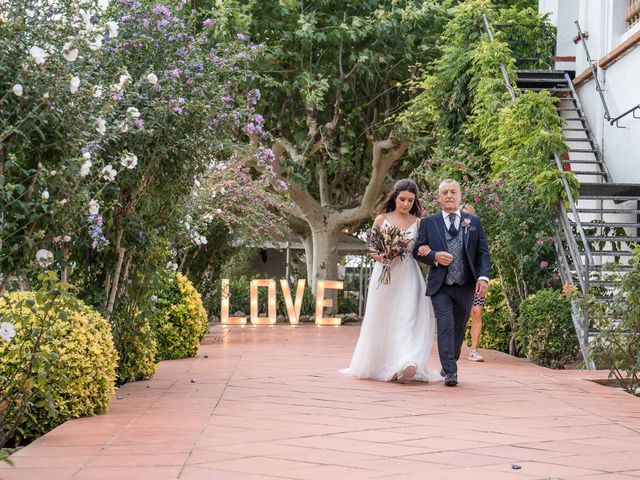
[517,289,579,368]
[0,277,117,446]
[494,7,556,69]
[112,310,157,385]
[591,248,640,394]
[466,279,511,352]
[471,90,566,192]
[222,0,448,208]
[400,0,494,138]
[152,273,208,361]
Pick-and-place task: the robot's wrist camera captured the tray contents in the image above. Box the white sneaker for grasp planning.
[468,349,484,362]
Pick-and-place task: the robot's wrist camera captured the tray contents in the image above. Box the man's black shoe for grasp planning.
[444,373,458,387]
[440,369,445,377]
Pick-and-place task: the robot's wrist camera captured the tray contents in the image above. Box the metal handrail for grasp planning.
[553,223,594,368]
[564,72,612,181]
[610,104,640,128]
[575,20,611,121]
[554,153,593,290]
[482,14,517,103]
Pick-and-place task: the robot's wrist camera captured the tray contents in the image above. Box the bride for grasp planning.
[340,179,442,383]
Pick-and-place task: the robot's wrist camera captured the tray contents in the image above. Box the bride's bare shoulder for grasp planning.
[373,214,385,227]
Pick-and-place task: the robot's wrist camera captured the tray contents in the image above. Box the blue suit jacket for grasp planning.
[413,211,491,296]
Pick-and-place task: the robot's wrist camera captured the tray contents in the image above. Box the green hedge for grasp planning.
[152,273,208,361]
[0,291,117,445]
[517,289,579,368]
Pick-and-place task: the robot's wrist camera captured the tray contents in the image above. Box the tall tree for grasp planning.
[218,0,447,289]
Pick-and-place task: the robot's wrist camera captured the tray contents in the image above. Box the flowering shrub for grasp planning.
[152,272,208,361]
[0,275,117,446]
[1,0,277,385]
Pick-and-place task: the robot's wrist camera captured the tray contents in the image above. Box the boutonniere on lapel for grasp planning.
[462,217,471,233]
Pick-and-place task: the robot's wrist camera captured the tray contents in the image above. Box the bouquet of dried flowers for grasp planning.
[368,225,411,285]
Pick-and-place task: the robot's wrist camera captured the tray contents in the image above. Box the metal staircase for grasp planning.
[516,70,640,368]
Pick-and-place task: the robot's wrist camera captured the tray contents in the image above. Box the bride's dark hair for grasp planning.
[376,179,423,216]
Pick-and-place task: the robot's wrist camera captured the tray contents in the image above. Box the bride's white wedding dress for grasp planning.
[340,219,442,382]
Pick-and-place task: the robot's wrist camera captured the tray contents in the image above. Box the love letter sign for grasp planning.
[220,279,344,326]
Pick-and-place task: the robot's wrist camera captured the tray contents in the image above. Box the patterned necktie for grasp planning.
[448,213,458,237]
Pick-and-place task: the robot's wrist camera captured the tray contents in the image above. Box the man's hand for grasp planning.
[416,245,431,257]
[434,251,453,266]
[475,279,489,298]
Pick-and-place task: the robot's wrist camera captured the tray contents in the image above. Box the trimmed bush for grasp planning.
[517,289,579,368]
[112,310,158,385]
[0,291,117,445]
[466,279,512,352]
[153,273,208,361]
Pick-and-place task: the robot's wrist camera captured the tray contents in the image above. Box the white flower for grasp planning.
[63,235,71,242]
[150,295,159,303]
[98,0,110,12]
[49,170,57,177]
[106,21,119,38]
[119,71,131,85]
[36,249,54,267]
[146,73,158,85]
[120,153,138,169]
[95,118,107,135]
[101,164,117,182]
[199,235,208,245]
[12,84,23,96]
[88,199,99,215]
[83,152,91,160]
[89,35,103,51]
[166,261,178,271]
[43,92,50,100]
[63,42,79,62]
[215,208,222,214]
[126,107,140,119]
[70,76,80,94]
[80,160,92,177]
[0,322,16,343]
[29,46,48,65]
[92,85,103,98]
[41,190,49,200]
[202,213,213,223]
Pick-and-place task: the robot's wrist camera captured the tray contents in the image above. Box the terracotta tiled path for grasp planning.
[3,324,640,479]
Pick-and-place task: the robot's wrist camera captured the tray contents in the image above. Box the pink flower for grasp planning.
[540,261,549,269]
[536,239,544,247]
[203,18,213,27]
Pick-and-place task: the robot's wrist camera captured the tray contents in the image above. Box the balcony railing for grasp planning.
[627,0,640,28]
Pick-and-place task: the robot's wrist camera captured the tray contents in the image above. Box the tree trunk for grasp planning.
[106,227,125,316]
[310,225,341,310]
[300,233,314,286]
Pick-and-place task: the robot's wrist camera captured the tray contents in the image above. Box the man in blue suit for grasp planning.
[413,179,491,387]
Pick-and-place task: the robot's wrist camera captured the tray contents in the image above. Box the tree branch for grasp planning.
[335,138,408,226]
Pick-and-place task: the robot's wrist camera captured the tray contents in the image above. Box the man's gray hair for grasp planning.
[438,178,461,192]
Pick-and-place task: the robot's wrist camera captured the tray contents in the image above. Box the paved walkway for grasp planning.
[2,324,640,479]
